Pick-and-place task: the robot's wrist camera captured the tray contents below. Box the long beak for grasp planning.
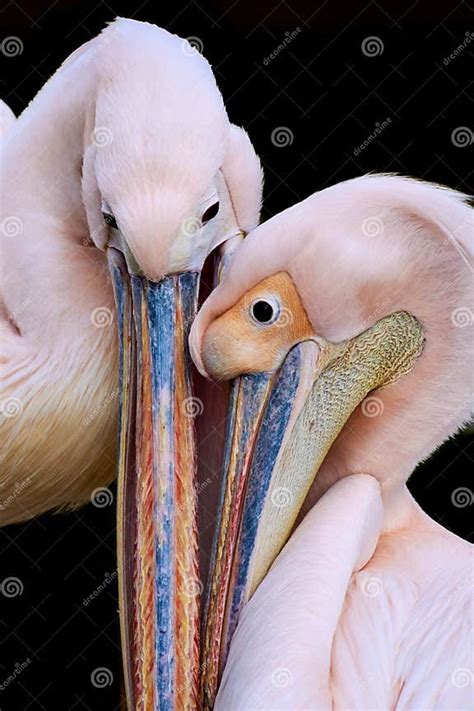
[108,248,200,710]
[202,311,424,707]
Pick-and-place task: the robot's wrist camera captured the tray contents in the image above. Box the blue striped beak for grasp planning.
[201,341,320,708]
[108,248,201,710]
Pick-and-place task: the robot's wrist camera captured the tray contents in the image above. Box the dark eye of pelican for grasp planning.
[202,202,219,224]
[250,299,280,325]
[102,212,118,230]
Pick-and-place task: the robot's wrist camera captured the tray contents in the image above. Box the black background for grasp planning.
[1,1,473,709]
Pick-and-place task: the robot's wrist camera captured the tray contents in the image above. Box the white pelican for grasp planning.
[0,18,262,709]
[0,100,16,138]
[190,175,473,709]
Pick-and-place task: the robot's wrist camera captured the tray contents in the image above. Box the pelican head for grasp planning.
[83,21,262,278]
[190,174,473,706]
[0,18,262,709]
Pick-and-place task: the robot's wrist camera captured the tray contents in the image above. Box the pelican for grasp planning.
[0,18,262,708]
[190,175,473,709]
[0,100,16,138]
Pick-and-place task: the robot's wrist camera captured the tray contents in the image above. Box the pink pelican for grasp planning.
[0,18,262,709]
[190,175,473,709]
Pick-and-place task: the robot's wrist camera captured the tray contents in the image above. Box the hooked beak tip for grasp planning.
[189,322,211,379]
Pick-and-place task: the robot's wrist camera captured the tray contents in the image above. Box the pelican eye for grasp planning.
[102,212,118,230]
[202,201,219,224]
[250,298,280,325]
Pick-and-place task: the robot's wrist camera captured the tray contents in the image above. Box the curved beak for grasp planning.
[202,312,424,708]
[108,249,200,710]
